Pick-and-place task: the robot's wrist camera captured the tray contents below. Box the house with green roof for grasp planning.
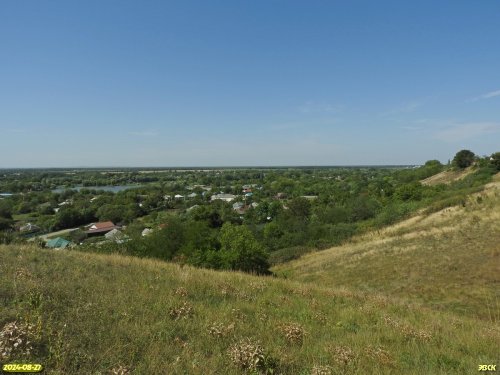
[46,237,72,249]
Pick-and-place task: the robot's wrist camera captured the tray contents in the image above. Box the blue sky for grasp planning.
[1,0,499,167]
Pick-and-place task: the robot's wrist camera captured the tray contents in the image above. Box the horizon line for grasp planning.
[0,164,421,170]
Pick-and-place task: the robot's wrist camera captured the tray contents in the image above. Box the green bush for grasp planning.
[395,182,423,201]
[268,246,313,265]
[452,149,475,169]
[423,195,467,214]
[375,203,412,226]
[491,152,500,171]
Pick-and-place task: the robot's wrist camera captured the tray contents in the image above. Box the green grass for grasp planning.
[1,178,499,374]
[12,213,38,222]
[1,242,499,374]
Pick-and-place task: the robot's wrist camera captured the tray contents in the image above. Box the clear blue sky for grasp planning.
[1,1,499,167]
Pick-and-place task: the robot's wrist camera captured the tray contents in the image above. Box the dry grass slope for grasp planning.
[1,243,499,374]
[421,166,475,186]
[274,179,500,322]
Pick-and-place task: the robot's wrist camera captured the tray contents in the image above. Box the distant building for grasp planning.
[105,228,128,243]
[174,194,184,200]
[232,201,248,214]
[186,204,200,212]
[187,192,198,198]
[46,237,72,249]
[187,185,212,191]
[211,193,236,202]
[301,195,318,200]
[232,202,244,210]
[19,223,40,234]
[85,221,118,236]
[275,192,287,200]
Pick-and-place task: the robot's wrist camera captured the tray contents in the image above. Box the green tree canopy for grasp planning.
[0,200,13,220]
[491,152,500,171]
[219,223,270,274]
[453,150,475,169]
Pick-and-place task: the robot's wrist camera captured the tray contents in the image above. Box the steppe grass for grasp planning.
[1,243,499,374]
[274,182,500,322]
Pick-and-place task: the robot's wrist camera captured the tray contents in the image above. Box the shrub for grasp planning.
[168,302,194,320]
[395,182,423,201]
[0,321,36,360]
[268,246,313,265]
[280,323,307,345]
[228,338,266,372]
[218,223,270,274]
[327,223,357,245]
[491,152,500,171]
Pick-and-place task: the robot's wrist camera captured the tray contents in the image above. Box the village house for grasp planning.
[232,202,244,210]
[211,193,236,202]
[187,184,212,191]
[19,223,41,234]
[186,204,200,212]
[46,237,72,249]
[232,201,248,215]
[85,221,118,236]
[105,228,129,243]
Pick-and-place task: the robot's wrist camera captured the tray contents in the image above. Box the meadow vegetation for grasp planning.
[1,239,499,374]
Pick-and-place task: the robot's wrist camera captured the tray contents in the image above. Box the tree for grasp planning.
[0,217,13,231]
[0,200,13,220]
[349,196,381,221]
[263,221,285,250]
[395,182,423,201]
[141,218,185,260]
[287,197,311,221]
[53,208,82,230]
[491,152,500,171]
[218,223,270,274]
[452,150,475,169]
[424,160,442,168]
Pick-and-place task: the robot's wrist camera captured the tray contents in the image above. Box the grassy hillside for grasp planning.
[420,166,475,186]
[0,251,498,373]
[274,177,500,322]
[1,177,499,374]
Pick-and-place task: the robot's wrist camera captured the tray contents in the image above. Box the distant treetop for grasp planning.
[452,150,476,169]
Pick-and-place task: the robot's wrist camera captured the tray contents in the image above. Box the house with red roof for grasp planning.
[85,221,118,236]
